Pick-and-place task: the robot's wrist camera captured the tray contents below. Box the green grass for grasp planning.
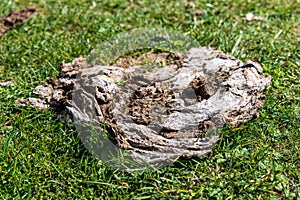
[0,0,299,199]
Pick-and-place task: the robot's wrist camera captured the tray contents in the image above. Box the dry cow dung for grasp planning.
[16,47,271,166]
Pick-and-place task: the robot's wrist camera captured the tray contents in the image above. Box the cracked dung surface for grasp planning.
[15,47,271,166]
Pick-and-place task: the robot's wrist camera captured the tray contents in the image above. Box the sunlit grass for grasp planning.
[0,0,299,199]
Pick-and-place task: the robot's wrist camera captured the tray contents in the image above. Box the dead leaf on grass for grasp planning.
[183,0,195,9]
[194,9,204,16]
[0,81,12,86]
[245,13,264,21]
[119,23,132,29]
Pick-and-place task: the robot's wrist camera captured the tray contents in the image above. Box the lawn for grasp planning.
[0,0,299,199]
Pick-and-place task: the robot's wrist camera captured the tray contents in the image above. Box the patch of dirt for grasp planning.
[0,7,36,37]
[113,52,183,68]
[129,82,174,125]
